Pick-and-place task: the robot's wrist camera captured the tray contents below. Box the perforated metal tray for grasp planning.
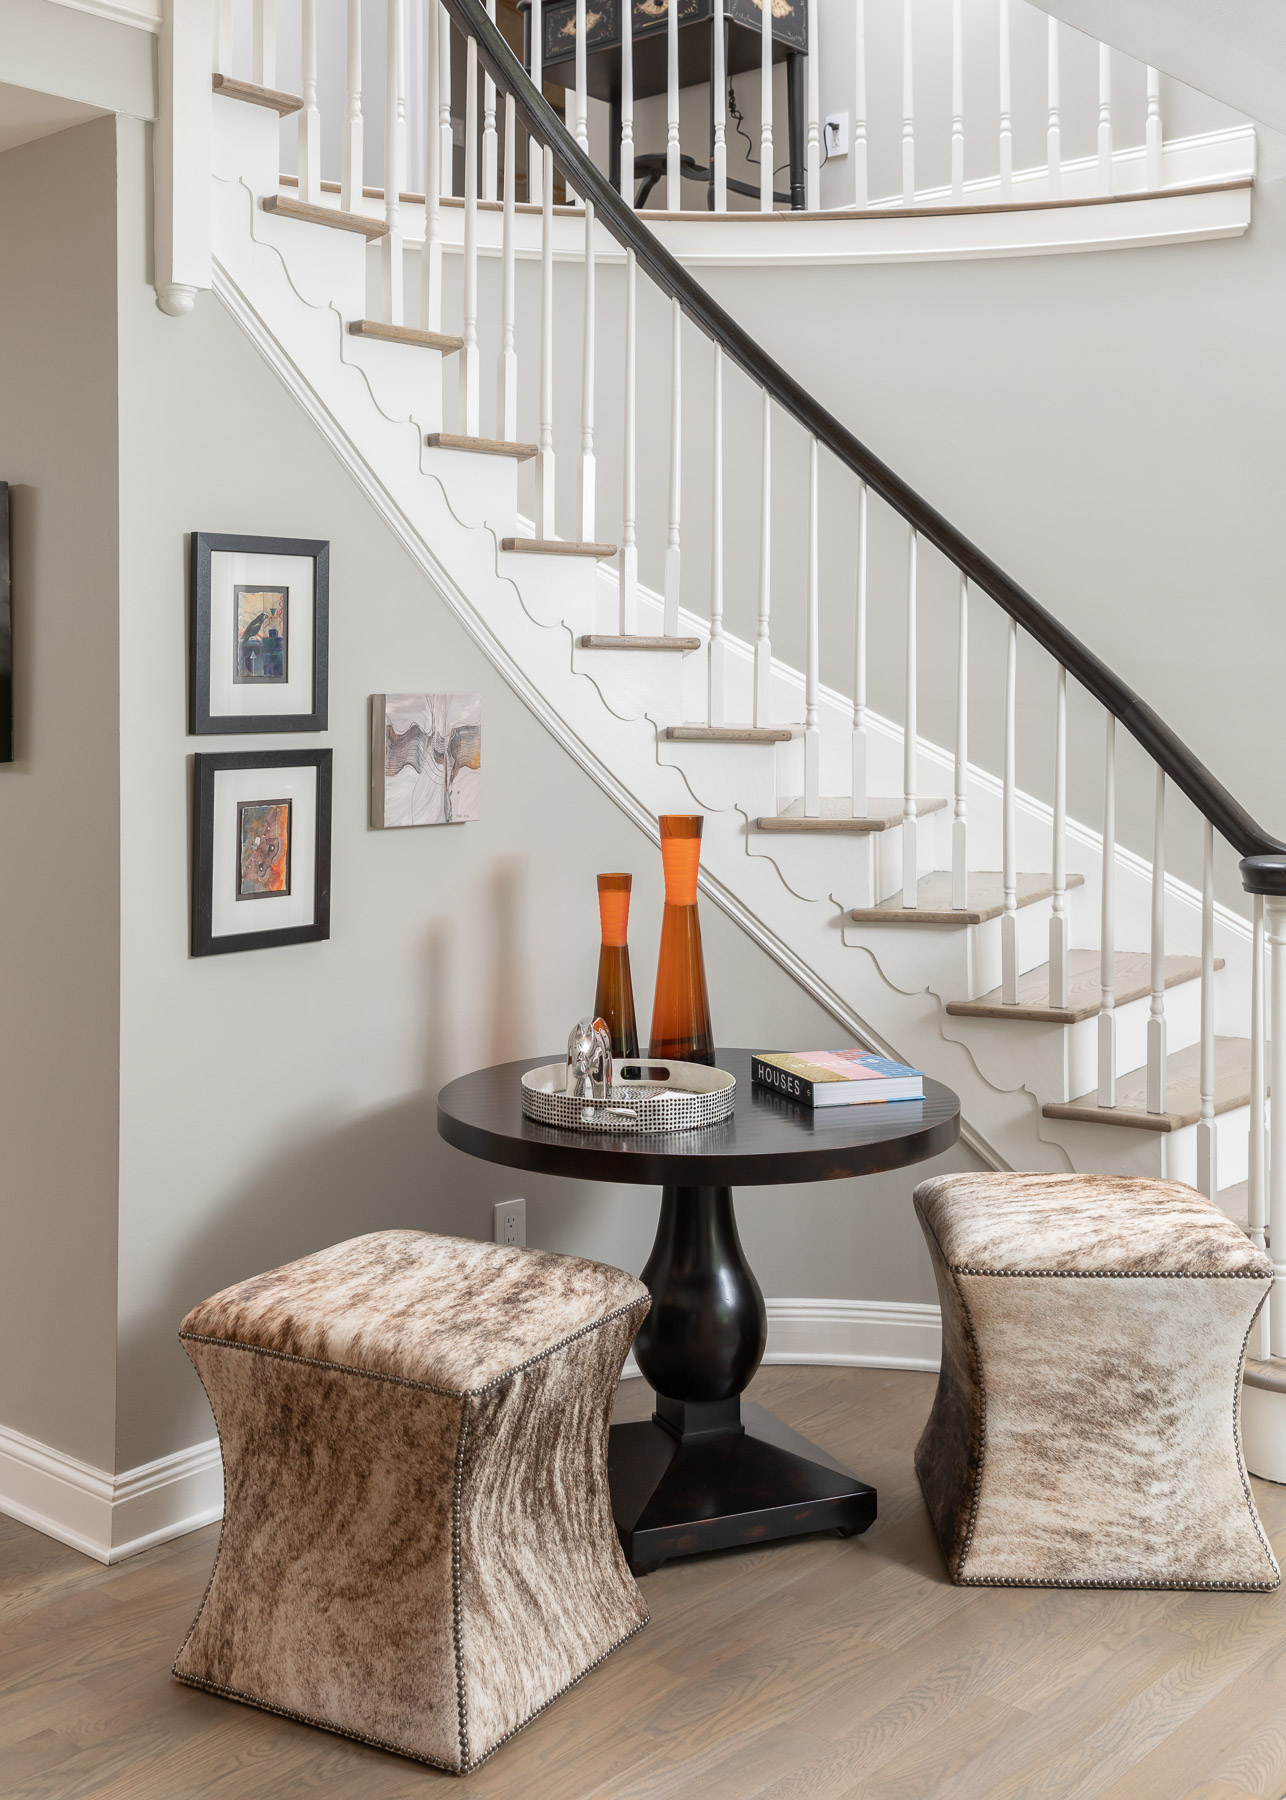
[520,1058,736,1134]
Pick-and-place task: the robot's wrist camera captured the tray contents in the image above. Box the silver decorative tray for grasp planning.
[521,1059,736,1134]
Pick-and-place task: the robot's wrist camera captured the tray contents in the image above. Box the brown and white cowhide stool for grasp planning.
[173,1231,651,1773]
[913,1173,1280,1592]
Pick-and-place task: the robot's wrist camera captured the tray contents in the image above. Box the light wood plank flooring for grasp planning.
[3,1366,1285,1799]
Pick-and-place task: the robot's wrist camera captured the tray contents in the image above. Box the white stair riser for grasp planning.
[1242,1386,1286,1485]
[1040,1103,1250,1188]
[572,645,691,723]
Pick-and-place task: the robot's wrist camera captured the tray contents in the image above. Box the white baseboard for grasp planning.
[621,1296,943,1381]
[0,1423,222,1565]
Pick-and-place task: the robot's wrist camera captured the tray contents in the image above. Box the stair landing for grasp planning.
[1042,1037,1253,1133]
[849,871,1084,927]
[947,949,1213,1025]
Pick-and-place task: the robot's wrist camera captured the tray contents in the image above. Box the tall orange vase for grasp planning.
[649,815,714,1065]
[594,872,640,1058]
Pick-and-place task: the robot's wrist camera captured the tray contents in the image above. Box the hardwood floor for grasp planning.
[3,1366,1286,1799]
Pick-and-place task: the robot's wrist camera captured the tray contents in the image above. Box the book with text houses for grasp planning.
[751,1049,925,1108]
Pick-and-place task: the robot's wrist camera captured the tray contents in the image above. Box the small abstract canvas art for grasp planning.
[371,693,481,828]
[234,584,289,684]
[237,799,292,899]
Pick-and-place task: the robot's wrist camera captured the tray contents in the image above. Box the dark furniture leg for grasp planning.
[609,1185,876,1573]
[787,51,806,209]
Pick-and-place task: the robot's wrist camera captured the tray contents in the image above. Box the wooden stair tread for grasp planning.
[348,319,463,353]
[1042,1038,1253,1133]
[213,75,302,115]
[425,432,538,461]
[756,796,948,834]
[664,725,794,743]
[503,539,618,558]
[850,871,1084,926]
[946,949,1215,1024]
[578,634,700,648]
[642,179,1251,225]
[1245,1356,1286,1394]
[261,195,387,239]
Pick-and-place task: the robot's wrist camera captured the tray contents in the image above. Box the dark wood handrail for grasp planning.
[440,0,1286,881]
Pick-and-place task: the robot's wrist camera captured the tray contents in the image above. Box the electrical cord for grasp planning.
[727,81,828,177]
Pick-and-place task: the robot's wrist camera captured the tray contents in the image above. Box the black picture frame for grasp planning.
[192,748,332,956]
[190,532,329,734]
[0,481,11,764]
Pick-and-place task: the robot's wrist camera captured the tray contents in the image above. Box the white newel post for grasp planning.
[1266,895,1286,1353]
[156,0,213,317]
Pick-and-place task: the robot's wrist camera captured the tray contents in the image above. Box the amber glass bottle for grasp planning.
[594,873,640,1058]
[649,815,715,1065]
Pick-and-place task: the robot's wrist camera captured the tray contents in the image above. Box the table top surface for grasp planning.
[437,1049,960,1188]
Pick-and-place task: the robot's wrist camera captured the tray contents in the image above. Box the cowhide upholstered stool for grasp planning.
[913,1173,1280,1592]
[173,1231,651,1773]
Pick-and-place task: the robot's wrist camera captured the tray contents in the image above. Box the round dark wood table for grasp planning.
[437,1048,960,1574]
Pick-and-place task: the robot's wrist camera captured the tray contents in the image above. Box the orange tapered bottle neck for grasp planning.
[597,874,632,947]
[659,821,702,907]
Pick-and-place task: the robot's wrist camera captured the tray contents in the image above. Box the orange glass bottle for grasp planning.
[594,873,640,1059]
[649,815,715,1065]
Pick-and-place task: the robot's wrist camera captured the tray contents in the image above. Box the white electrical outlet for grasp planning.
[824,112,850,158]
[493,1198,527,1247]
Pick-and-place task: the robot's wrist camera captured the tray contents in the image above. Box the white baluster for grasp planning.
[422,4,443,332]
[299,0,321,203]
[575,0,588,153]
[1197,819,1216,1198]
[754,392,772,723]
[951,572,967,909]
[804,438,820,813]
[213,0,233,78]
[1097,715,1116,1105]
[253,0,276,88]
[1249,894,1268,1356]
[459,32,478,424]
[664,299,682,634]
[482,0,498,201]
[668,0,681,209]
[805,0,820,209]
[382,0,406,326]
[760,0,773,212]
[1096,43,1112,195]
[709,347,725,724]
[998,0,1012,201]
[1049,665,1068,1006]
[950,0,963,203]
[902,529,919,908]
[439,3,453,195]
[1001,617,1017,999]
[851,481,868,813]
[496,92,517,440]
[1269,895,1286,1357]
[620,249,637,632]
[901,0,914,205]
[341,0,362,214]
[712,0,727,211]
[622,0,635,203]
[579,198,596,541]
[536,145,555,537]
[528,0,542,205]
[853,0,868,207]
[1046,15,1060,198]
[1146,66,1163,189]
[1147,768,1167,1113]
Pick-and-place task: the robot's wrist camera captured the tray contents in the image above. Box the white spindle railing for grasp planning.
[438,2,453,195]
[664,299,682,633]
[709,347,725,724]
[902,528,918,907]
[1097,715,1116,1105]
[1147,769,1167,1112]
[497,91,517,439]
[482,0,498,200]
[1146,66,1163,188]
[949,0,963,204]
[1198,820,1216,1198]
[851,481,868,813]
[620,249,637,630]
[422,4,443,330]
[1000,616,1017,999]
[214,0,233,76]
[804,438,820,812]
[536,145,555,536]
[712,0,726,211]
[853,0,868,208]
[383,0,406,325]
[574,0,588,156]
[621,0,635,205]
[1046,16,1060,198]
[901,0,914,206]
[760,0,773,213]
[1097,44,1112,194]
[668,0,681,210]
[579,197,596,540]
[528,0,541,205]
[1049,665,1068,1007]
[754,393,772,724]
[341,0,362,213]
[998,0,1012,199]
[459,29,479,425]
[299,0,321,202]
[1249,894,1268,1357]
[253,0,276,89]
[951,572,967,909]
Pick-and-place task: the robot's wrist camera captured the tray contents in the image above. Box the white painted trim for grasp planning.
[0,1422,222,1564]
[622,1297,942,1380]
[47,0,162,31]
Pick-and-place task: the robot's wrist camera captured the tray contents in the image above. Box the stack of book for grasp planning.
[751,1049,924,1108]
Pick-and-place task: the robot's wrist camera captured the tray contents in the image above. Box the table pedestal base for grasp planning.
[610,1400,877,1575]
